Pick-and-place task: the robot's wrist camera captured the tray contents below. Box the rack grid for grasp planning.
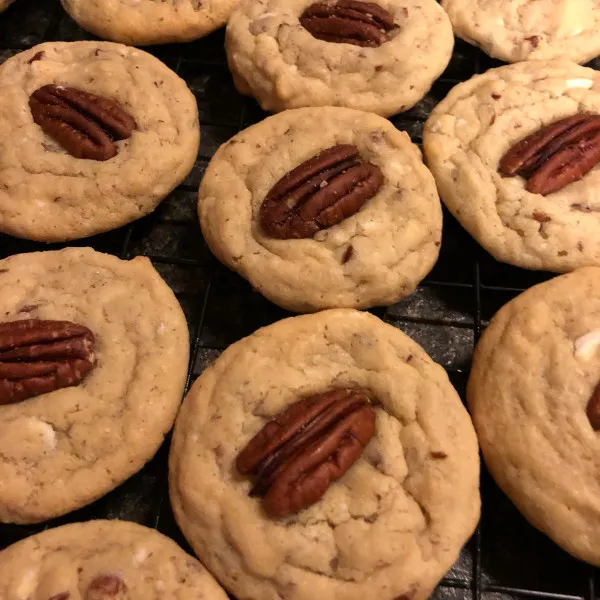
[0,2,598,599]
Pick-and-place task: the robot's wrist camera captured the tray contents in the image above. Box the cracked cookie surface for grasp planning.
[423,59,600,272]
[198,107,442,312]
[468,267,600,566]
[169,308,480,600]
[441,0,600,64]
[225,0,453,116]
[0,247,189,524]
[61,0,241,45]
[0,519,229,600]
[0,41,199,242]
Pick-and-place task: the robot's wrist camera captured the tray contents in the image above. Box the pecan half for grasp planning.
[236,387,376,517]
[29,85,136,161]
[586,382,600,431]
[86,575,127,600]
[0,319,96,405]
[498,114,600,195]
[300,0,394,47]
[260,144,384,239]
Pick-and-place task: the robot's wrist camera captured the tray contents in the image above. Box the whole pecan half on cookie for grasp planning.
[498,114,600,195]
[29,85,137,161]
[586,382,600,430]
[236,387,376,517]
[0,319,96,405]
[259,143,384,239]
[300,0,395,47]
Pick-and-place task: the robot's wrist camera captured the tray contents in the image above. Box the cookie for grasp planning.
[0,247,189,524]
[225,0,454,117]
[441,0,600,64]
[468,267,600,566]
[0,0,15,12]
[199,107,442,312]
[0,519,229,599]
[0,41,199,242]
[60,0,241,45]
[170,308,480,600]
[423,59,600,272]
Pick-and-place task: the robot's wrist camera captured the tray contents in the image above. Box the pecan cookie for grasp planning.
[0,41,199,242]
[0,520,229,599]
[468,267,600,566]
[423,59,600,272]
[199,107,442,312]
[441,0,600,64]
[61,0,241,45]
[225,0,453,116]
[0,247,188,523]
[170,309,480,600]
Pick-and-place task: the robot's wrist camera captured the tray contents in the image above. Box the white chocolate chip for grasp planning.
[565,78,593,89]
[574,329,600,360]
[385,161,410,181]
[134,546,150,565]
[0,417,57,461]
[555,0,593,37]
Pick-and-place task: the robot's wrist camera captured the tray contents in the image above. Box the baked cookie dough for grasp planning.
[225,0,454,116]
[0,520,229,600]
[0,247,189,524]
[0,41,199,242]
[0,0,15,12]
[60,0,241,45]
[199,107,442,312]
[170,309,480,600]
[423,59,600,272]
[441,0,600,64]
[468,267,600,566]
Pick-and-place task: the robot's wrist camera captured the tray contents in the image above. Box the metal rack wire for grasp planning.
[0,2,598,599]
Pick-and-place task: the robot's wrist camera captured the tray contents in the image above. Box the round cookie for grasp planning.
[60,0,241,45]
[0,41,199,242]
[423,59,600,272]
[0,520,229,600]
[225,0,454,117]
[0,247,189,524]
[170,309,480,600]
[0,0,15,12]
[441,0,600,64]
[199,107,443,312]
[468,267,600,566]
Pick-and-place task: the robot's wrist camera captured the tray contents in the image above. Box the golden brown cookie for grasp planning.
[170,309,480,600]
[0,247,189,523]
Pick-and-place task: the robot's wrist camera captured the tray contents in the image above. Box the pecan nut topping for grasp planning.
[259,144,384,239]
[0,319,96,405]
[498,114,600,195]
[586,382,600,431]
[29,85,137,161]
[86,574,127,600]
[300,0,395,47]
[236,387,376,517]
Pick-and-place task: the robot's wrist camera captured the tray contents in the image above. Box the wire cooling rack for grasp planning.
[0,2,598,599]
